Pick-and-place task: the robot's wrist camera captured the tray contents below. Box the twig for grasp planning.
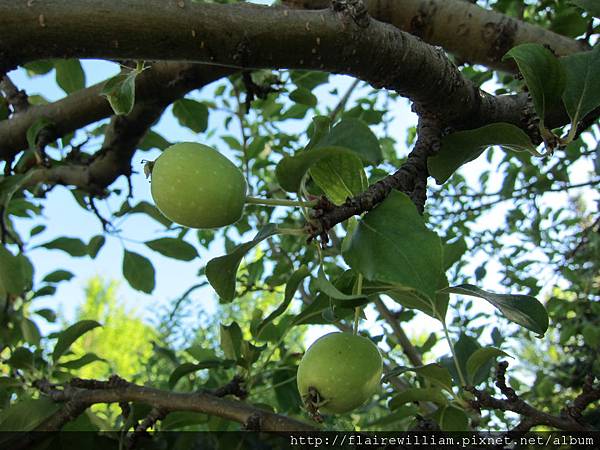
[0,75,29,114]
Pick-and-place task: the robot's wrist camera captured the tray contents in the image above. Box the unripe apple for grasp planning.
[297,332,382,415]
[149,142,247,228]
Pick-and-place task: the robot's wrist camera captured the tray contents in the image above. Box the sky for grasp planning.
[4,10,599,359]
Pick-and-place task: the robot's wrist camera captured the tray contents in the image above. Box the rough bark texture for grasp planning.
[283,0,589,71]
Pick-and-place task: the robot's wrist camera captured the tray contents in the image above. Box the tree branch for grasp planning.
[466,361,599,432]
[22,375,314,448]
[0,1,571,141]
[283,0,589,72]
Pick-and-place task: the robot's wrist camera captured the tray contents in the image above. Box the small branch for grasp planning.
[203,375,248,399]
[0,75,29,114]
[466,361,599,432]
[329,78,360,121]
[374,298,423,367]
[308,115,442,238]
[28,375,315,440]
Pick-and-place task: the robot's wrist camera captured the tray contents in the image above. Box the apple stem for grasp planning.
[246,196,317,208]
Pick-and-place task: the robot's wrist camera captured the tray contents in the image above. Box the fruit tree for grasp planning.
[0,0,599,446]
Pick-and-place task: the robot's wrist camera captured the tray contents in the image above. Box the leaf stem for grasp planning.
[275,227,307,236]
[442,320,467,387]
[246,196,317,208]
[353,273,363,335]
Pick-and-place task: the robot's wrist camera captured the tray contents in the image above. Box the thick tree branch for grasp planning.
[25,375,314,444]
[0,1,571,141]
[283,0,589,72]
[0,62,231,161]
[17,63,230,192]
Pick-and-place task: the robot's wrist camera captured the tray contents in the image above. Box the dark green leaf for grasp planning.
[58,353,107,370]
[122,250,156,294]
[343,191,444,305]
[139,130,171,151]
[41,237,88,257]
[561,45,600,126]
[443,237,468,271]
[173,99,209,133]
[0,398,61,431]
[101,71,138,115]
[433,405,469,431]
[384,364,453,392]
[276,146,357,193]
[440,284,548,336]
[19,318,41,346]
[206,224,278,302]
[34,308,57,322]
[570,0,600,16]
[7,347,34,370]
[389,387,447,410]
[54,59,85,94]
[0,245,27,296]
[23,60,54,76]
[314,267,367,302]
[42,270,74,284]
[52,320,102,362]
[115,201,172,227]
[256,266,310,339]
[289,87,317,107]
[169,360,227,389]
[503,44,565,127]
[220,322,243,361]
[428,123,536,184]
[314,118,382,164]
[145,238,198,261]
[26,117,54,150]
[87,235,105,258]
[466,347,513,384]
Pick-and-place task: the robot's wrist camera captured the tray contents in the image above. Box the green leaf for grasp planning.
[58,353,107,370]
[101,71,138,115]
[52,320,102,362]
[466,347,513,384]
[206,224,278,302]
[145,238,198,261]
[314,268,367,302]
[54,59,85,94]
[26,117,55,150]
[169,360,227,389]
[115,201,172,227]
[122,250,155,294]
[23,60,54,76]
[433,405,469,431]
[19,318,41,346]
[305,115,332,151]
[34,308,57,322]
[7,347,34,370]
[87,235,105,258]
[343,191,444,304]
[384,364,453,393]
[440,284,548,336]
[314,118,382,164]
[42,270,74,284]
[139,130,171,151]
[309,152,367,205]
[561,45,600,126]
[0,397,61,431]
[41,237,88,257]
[276,146,357,193]
[172,99,209,133]
[443,237,467,271]
[389,387,448,410]
[0,245,27,296]
[220,322,243,361]
[503,44,565,127]
[428,123,537,184]
[256,265,310,339]
[289,87,317,107]
[570,0,600,16]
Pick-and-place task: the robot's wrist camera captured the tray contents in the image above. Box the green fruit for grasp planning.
[150,142,247,229]
[297,332,382,414]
